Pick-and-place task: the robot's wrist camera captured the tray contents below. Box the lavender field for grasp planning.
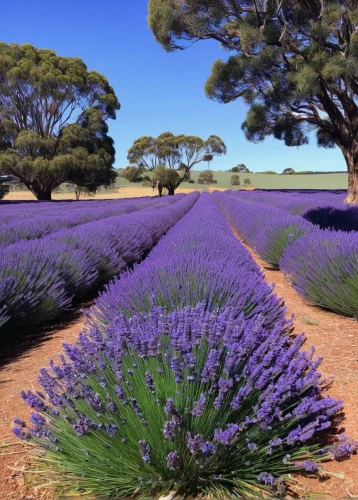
[3,191,356,498]
[218,189,358,317]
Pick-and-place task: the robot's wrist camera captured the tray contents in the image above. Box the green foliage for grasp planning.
[230,174,240,186]
[24,337,326,498]
[282,168,295,175]
[153,165,180,194]
[256,222,312,268]
[0,180,9,199]
[231,164,249,173]
[244,178,251,186]
[128,133,226,194]
[198,171,217,185]
[0,43,120,200]
[187,178,195,184]
[121,165,145,183]
[261,171,277,174]
[148,0,358,201]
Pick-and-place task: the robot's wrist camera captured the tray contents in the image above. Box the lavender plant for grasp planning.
[15,305,353,498]
[304,205,358,233]
[212,192,313,268]
[281,230,358,317]
[0,193,199,331]
[254,217,313,268]
[92,194,285,331]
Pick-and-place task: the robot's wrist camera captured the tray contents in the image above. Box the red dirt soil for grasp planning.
[0,318,85,499]
[0,247,358,498]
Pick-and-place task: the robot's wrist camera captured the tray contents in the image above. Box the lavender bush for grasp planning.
[0,195,184,247]
[92,194,286,330]
[15,305,351,498]
[304,205,358,233]
[254,217,313,268]
[0,193,199,330]
[213,192,313,267]
[14,193,356,497]
[281,230,358,317]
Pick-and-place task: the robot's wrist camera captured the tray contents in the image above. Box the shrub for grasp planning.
[281,230,358,317]
[187,178,195,184]
[261,171,277,174]
[16,304,349,498]
[92,194,285,330]
[244,178,251,186]
[282,168,295,175]
[304,205,358,232]
[198,171,217,185]
[230,175,240,186]
[0,194,199,330]
[255,217,313,267]
[14,194,356,498]
[121,166,144,183]
[0,183,9,199]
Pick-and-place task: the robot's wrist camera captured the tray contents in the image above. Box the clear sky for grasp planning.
[0,0,347,173]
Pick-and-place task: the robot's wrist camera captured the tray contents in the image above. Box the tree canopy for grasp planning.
[0,43,120,200]
[231,164,249,173]
[127,132,226,194]
[148,0,358,203]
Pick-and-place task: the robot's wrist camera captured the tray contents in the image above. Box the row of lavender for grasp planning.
[0,196,176,246]
[236,189,358,232]
[16,193,354,499]
[0,193,199,331]
[214,191,358,317]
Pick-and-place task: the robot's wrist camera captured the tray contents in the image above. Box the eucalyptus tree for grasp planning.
[148,0,358,203]
[128,132,226,194]
[0,43,120,200]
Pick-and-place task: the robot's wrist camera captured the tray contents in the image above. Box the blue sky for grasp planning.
[0,0,346,172]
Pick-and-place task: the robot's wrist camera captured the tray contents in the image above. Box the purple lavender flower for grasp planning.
[171,357,183,383]
[192,394,206,417]
[303,460,319,472]
[139,440,151,463]
[144,372,155,393]
[72,416,96,436]
[163,421,176,440]
[13,427,31,440]
[166,451,180,471]
[214,424,240,446]
[201,442,217,458]
[30,412,46,426]
[13,417,26,427]
[187,432,205,455]
[165,398,182,423]
[331,435,358,459]
[257,472,275,487]
[21,390,45,411]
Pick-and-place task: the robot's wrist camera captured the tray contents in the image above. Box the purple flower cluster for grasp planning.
[216,189,358,317]
[281,229,358,316]
[0,193,199,330]
[212,191,313,267]
[13,192,355,497]
[166,451,180,471]
[91,193,286,330]
[139,440,151,463]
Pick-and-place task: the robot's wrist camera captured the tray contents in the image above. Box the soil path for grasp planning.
[239,237,358,498]
[0,317,86,498]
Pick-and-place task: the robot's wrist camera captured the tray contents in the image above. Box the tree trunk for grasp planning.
[158,182,163,197]
[34,190,52,201]
[344,151,358,204]
[168,187,175,196]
